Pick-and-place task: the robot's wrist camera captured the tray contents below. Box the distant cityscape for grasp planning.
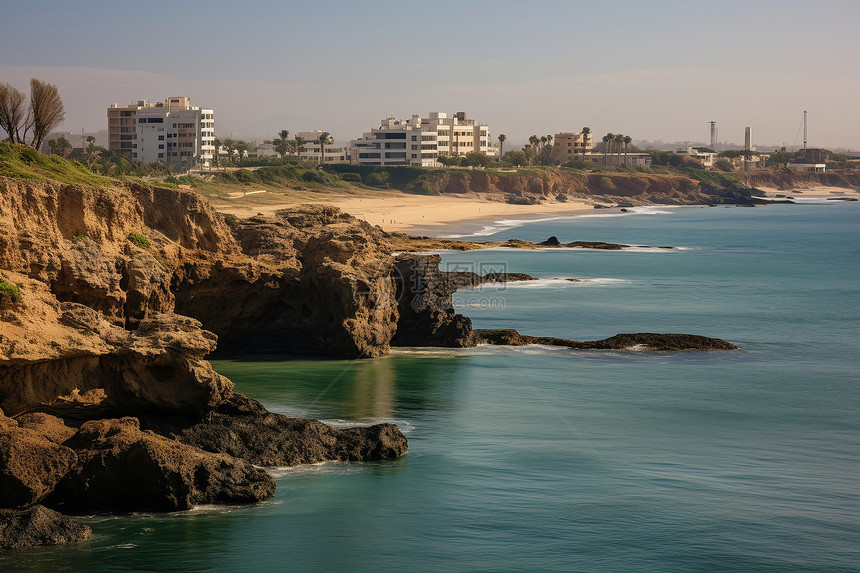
[34,95,848,174]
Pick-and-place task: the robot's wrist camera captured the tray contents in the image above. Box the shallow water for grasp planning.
[5,203,859,572]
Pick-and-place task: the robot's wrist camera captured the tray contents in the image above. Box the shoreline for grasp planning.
[208,184,860,239]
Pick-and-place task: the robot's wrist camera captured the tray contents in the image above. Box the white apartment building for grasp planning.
[350,112,494,167]
[296,131,351,164]
[107,97,215,169]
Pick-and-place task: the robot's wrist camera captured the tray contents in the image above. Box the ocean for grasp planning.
[5,201,859,572]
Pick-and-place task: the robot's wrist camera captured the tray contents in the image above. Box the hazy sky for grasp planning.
[2,0,858,150]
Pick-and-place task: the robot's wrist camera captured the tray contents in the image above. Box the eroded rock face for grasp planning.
[391,254,476,348]
[47,417,275,512]
[144,393,408,467]
[0,505,91,550]
[0,425,77,508]
[174,206,400,358]
[0,278,231,419]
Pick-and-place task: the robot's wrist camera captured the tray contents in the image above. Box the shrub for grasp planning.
[363,171,390,186]
[127,232,151,248]
[599,176,617,191]
[0,278,22,303]
[405,178,439,195]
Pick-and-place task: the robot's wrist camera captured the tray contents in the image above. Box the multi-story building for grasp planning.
[549,131,594,163]
[296,131,351,164]
[107,97,215,169]
[350,112,494,167]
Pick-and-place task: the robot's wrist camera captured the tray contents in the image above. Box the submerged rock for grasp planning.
[0,505,91,550]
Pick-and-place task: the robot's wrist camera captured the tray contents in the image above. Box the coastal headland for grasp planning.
[1,144,854,549]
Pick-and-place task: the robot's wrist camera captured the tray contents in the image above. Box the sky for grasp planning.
[1,0,858,150]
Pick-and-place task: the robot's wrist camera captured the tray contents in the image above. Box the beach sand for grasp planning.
[211,192,596,236]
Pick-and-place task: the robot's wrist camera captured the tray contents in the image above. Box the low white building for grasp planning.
[676,146,717,168]
[350,112,495,167]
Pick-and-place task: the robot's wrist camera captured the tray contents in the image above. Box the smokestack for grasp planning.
[744,127,752,171]
[709,121,717,148]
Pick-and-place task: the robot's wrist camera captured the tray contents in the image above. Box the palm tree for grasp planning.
[603,133,614,164]
[498,134,507,159]
[614,134,625,166]
[274,129,289,159]
[294,135,305,161]
[318,131,332,165]
[623,135,632,166]
[581,127,591,161]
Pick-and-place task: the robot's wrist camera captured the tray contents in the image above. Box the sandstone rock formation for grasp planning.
[0,505,91,550]
[0,423,77,507]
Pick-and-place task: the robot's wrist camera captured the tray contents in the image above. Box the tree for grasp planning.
[47,136,72,157]
[581,127,591,161]
[623,135,632,166]
[501,150,528,167]
[462,151,493,167]
[602,133,614,163]
[614,133,624,166]
[497,133,506,158]
[767,148,793,169]
[294,135,305,161]
[273,129,290,159]
[29,79,65,151]
[213,137,222,169]
[0,83,29,143]
[317,131,332,165]
[234,140,249,163]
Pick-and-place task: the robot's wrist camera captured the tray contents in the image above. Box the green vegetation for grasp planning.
[127,233,151,248]
[211,164,345,188]
[0,142,115,186]
[599,176,617,191]
[0,277,21,303]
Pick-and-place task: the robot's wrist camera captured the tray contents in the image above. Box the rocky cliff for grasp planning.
[0,173,410,548]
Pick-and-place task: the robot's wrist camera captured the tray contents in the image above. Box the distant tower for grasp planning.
[744,127,752,171]
[709,121,717,148]
[803,110,808,152]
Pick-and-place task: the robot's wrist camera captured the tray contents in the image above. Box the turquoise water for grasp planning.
[5,203,859,571]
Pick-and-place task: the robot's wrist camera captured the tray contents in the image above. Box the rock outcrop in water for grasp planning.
[0,505,91,550]
[476,329,739,351]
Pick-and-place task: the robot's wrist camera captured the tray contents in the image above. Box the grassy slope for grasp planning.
[0,142,115,187]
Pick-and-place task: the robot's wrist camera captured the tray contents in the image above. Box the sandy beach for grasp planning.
[212,192,596,236]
